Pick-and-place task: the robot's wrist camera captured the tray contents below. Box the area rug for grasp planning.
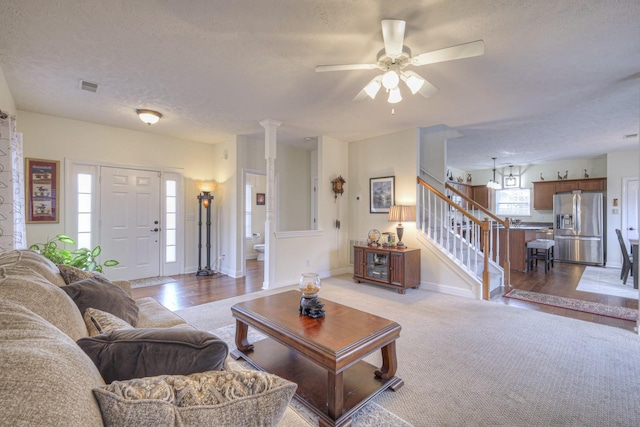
[504,288,638,321]
[176,275,640,426]
[129,276,175,288]
[211,324,412,427]
[576,266,638,299]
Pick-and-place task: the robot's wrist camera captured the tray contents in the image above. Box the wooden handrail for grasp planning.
[418,176,511,297]
[417,177,490,231]
[445,182,510,229]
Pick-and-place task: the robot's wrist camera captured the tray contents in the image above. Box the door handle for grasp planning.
[151,228,159,232]
[629,227,636,231]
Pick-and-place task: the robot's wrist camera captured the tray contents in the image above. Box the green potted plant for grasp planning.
[29,234,119,273]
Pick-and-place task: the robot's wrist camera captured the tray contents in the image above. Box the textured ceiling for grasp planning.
[0,0,638,170]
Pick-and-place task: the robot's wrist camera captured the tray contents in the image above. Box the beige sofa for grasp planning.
[0,250,295,427]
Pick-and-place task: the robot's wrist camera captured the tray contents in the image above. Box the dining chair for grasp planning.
[615,229,633,285]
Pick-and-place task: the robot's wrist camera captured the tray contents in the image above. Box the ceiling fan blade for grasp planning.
[315,63,377,72]
[417,78,439,98]
[381,19,406,58]
[411,40,485,66]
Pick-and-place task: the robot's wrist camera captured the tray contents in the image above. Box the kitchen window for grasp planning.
[495,188,531,216]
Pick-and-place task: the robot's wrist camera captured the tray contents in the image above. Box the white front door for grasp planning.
[100,167,161,280]
[623,177,639,242]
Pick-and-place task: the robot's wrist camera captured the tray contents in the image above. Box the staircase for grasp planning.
[417,177,511,299]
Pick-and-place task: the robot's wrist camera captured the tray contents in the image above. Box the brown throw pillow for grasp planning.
[77,328,229,383]
[60,275,139,326]
[93,370,297,427]
[58,264,96,285]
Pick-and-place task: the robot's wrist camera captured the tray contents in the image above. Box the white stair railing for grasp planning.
[417,177,511,299]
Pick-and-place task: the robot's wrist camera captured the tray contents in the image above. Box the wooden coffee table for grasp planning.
[230,290,403,427]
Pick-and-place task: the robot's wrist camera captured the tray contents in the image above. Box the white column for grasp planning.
[260,119,282,289]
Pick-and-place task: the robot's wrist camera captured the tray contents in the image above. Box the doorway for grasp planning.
[100,167,161,280]
[622,177,639,243]
[243,171,266,278]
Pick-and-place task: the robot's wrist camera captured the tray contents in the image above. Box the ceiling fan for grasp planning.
[315,20,485,103]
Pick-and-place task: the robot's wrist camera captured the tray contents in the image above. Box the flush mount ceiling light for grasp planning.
[487,157,501,189]
[136,109,162,125]
[315,19,485,105]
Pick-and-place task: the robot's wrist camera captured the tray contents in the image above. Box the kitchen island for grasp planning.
[492,224,553,272]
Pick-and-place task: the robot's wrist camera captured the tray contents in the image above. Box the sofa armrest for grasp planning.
[113,280,132,296]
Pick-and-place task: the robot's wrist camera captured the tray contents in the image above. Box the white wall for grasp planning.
[606,149,640,268]
[273,136,350,286]
[16,110,220,274]
[277,144,312,231]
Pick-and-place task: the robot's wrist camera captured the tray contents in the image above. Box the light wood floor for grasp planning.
[132,259,638,332]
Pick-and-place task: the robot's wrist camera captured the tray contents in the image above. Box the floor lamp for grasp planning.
[196,181,218,276]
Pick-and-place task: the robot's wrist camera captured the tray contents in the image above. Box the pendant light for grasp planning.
[487,157,501,189]
[505,165,517,187]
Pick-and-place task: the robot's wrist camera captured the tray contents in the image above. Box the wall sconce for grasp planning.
[331,175,346,201]
[388,205,416,247]
[195,180,218,276]
[136,109,162,125]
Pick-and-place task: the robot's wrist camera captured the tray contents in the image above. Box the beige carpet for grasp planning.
[175,275,640,426]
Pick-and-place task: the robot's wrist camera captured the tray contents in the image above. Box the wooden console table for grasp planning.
[230,290,403,427]
[353,245,421,293]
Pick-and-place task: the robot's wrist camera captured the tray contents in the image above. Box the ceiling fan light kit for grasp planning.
[315,19,485,106]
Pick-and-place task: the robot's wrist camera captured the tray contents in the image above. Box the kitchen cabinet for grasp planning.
[472,185,494,210]
[533,181,556,210]
[353,245,421,294]
[533,178,606,210]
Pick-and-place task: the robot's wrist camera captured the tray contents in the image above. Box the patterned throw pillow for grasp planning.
[83,307,134,336]
[93,370,297,427]
[58,264,96,285]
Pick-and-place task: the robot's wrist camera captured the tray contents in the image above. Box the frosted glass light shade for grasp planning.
[388,87,402,103]
[364,79,382,99]
[136,109,162,125]
[195,181,219,192]
[404,73,425,94]
[381,70,400,90]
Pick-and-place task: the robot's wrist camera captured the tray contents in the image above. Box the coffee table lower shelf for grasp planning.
[231,338,403,427]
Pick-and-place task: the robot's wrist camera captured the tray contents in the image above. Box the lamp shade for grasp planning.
[136,109,162,125]
[388,205,416,223]
[195,181,218,192]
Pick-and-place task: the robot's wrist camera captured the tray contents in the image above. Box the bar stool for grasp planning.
[527,239,555,273]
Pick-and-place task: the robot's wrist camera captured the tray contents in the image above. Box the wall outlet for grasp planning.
[305,258,311,267]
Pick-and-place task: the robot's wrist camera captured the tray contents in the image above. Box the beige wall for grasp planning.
[16,110,220,274]
[0,66,16,115]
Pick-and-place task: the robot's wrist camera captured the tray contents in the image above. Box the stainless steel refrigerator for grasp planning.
[553,192,604,265]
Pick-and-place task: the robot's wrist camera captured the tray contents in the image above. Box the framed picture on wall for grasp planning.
[25,158,60,223]
[370,176,395,213]
[256,193,265,205]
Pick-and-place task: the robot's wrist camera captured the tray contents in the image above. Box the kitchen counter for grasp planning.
[492,226,553,272]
